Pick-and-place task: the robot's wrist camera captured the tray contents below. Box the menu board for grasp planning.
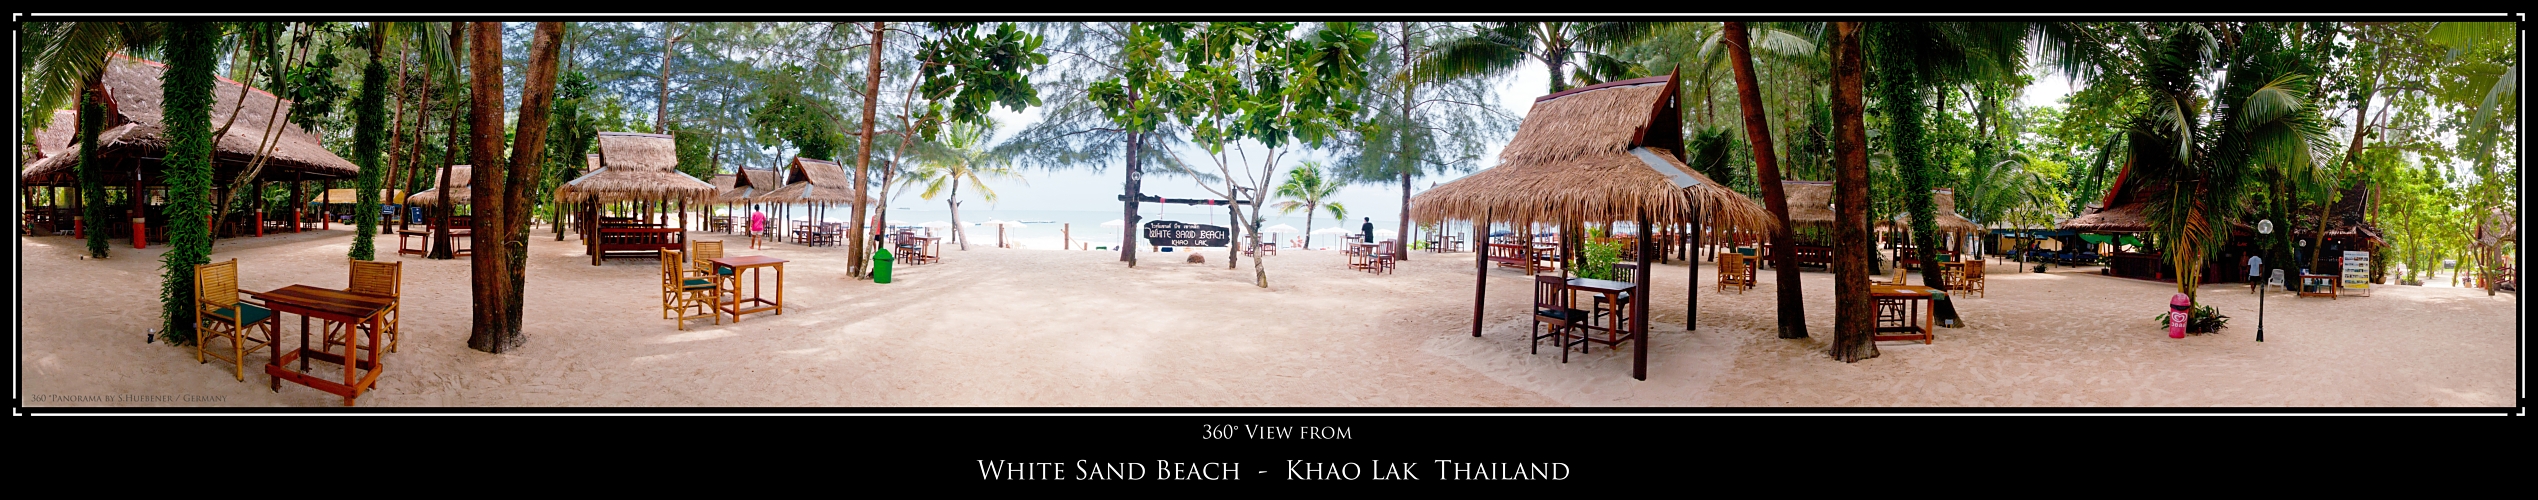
[1143,220,1231,248]
[2341,250,2371,296]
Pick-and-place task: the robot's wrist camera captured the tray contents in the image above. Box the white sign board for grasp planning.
[2340,250,2371,296]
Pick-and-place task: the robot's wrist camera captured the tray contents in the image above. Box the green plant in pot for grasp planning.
[2149,304,2230,334]
[1572,229,1623,281]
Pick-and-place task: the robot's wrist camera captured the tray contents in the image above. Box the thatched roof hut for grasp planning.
[321,188,408,203]
[553,132,716,204]
[21,54,359,186]
[752,157,866,205]
[714,167,781,204]
[1780,181,1837,229]
[1892,188,1982,233]
[404,165,472,207]
[23,110,78,164]
[1411,74,1775,231]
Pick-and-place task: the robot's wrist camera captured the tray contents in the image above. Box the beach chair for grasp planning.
[1716,253,1752,294]
[660,249,723,330]
[1592,262,1637,338]
[1531,275,1588,363]
[323,260,403,354]
[690,240,728,276]
[1956,261,1986,298]
[194,259,276,381]
[1370,240,1397,274]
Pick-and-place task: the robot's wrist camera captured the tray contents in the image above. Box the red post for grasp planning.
[255,212,264,237]
[133,216,146,249]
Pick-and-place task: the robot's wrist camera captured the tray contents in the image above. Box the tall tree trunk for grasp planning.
[1395,21,1416,262]
[348,26,390,261]
[656,23,676,135]
[1827,22,1877,362]
[158,22,219,344]
[400,71,435,233]
[467,21,564,354]
[848,22,883,278]
[950,179,967,251]
[381,40,413,236]
[1121,127,1143,266]
[1724,22,1807,339]
[432,22,464,260]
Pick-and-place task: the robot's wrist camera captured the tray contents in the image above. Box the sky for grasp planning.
[942,51,2082,219]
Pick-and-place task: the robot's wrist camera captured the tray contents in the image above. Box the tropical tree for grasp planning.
[901,119,1024,251]
[1272,161,1346,249]
[155,22,217,344]
[1865,22,2029,291]
[465,21,566,354]
[1331,21,1518,261]
[1420,22,1657,93]
[995,22,1197,268]
[1827,21,1877,362]
[1723,21,1808,339]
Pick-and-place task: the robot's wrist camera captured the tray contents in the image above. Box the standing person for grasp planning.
[749,204,768,250]
[1361,217,1374,244]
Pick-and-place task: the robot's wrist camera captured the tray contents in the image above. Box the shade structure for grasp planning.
[404,165,472,207]
[1262,224,1299,234]
[320,189,408,203]
[21,55,359,186]
[919,220,953,229]
[751,157,867,205]
[714,167,782,204]
[1373,229,1397,239]
[1410,74,1776,233]
[554,132,717,204]
[1309,227,1349,235]
[1891,188,1982,233]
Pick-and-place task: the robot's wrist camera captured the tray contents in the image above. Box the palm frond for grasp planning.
[1412,25,1529,83]
[2236,73,2309,131]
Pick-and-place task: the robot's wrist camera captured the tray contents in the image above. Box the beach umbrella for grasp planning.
[1310,227,1350,249]
[1373,229,1397,239]
[1262,224,1299,248]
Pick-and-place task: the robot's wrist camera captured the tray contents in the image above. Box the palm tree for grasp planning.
[1273,161,1346,250]
[155,22,218,345]
[1723,22,1810,339]
[24,21,165,259]
[1827,21,1876,362]
[1418,22,1658,93]
[902,119,1023,251]
[1865,22,2031,291]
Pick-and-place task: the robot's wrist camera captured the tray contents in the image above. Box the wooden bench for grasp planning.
[591,227,684,265]
[1488,242,1554,275]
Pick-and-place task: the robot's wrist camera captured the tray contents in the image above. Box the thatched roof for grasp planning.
[404,165,472,207]
[710,173,736,191]
[1893,188,1982,233]
[21,54,359,186]
[714,167,781,203]
[753,157,867,205]
[2062,201,2151,233]
[1411,74,1777,231]
[1782,181,1837,228]
[24,110,78,163]
[554,132,716,203]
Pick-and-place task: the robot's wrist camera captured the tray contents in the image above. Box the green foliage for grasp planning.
[158,22,217,344]
[282,35,350,132]
[2151,303,2229,333]
[1273,160,1347,241]
[347,55,388,261]
[747,65,842,161]
[916,22,1047,141]
[1572,230,1623,281]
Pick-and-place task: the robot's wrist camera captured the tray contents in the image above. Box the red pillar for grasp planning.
[255,212,264,237]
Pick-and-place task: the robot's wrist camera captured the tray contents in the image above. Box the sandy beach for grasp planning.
[17,229,2518,407]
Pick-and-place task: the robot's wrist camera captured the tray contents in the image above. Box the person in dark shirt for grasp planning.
[1361,217,1374,244]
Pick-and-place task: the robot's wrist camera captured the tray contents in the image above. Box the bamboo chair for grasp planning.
[1532,275,1587,362]
[660,249,723,330]
[1716,254,1752,294]
[324,260,404,353]
[1873,263,1908,285]
[195,259,276,381]
[690,240,727,275]
[1956,261,1986,298]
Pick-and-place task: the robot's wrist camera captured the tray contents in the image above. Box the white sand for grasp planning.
[18,229,2517,407]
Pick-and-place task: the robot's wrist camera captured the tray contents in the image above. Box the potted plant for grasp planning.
[2149,304,2230,334]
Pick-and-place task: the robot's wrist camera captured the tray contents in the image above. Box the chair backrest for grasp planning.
[692,240,724,264]
[1719,253,1743,273]
[197,259,240,309]
[1965,262,1985,279]
[1891,264,1908,284]
[661,249,687,284]
[1533,275,1571,311]
[348,259,401,298]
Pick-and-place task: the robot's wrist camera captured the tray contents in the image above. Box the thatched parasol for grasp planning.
[21,54,359,185]
[553,132,716,204]
[1410,77,1775,232]
[1891,188,1982,233]
[404,165,472,207]
[752,157,867,205]
[714,167,782,204]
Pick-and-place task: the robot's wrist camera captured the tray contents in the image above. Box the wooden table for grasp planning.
[1565,278,1640,349]
[711,256,787,322]
[1870,284,1939,344]
[251,285,394,406]
[1347,242,1374,270]
[2298,273,2340,299]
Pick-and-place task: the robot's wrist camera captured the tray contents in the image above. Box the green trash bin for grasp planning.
[873,247,894,283]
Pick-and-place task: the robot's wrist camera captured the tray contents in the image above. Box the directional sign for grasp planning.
[1143,220,1231,247]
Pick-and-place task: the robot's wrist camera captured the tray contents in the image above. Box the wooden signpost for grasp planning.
[1143,220,1231,248]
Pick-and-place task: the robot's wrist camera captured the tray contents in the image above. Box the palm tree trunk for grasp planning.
[433,22,464,259]
[848,22,883,279]
[1120,126,1143,266]
[381,40,413,236]
[950,179,967,251]
[159,22,219,344]
[467,21,563,354]
[1724,22,1807,339]
[1827,22,1877,362]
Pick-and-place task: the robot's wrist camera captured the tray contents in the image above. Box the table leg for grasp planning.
[343,316,358,404]
[269,315,284,392]
[1923,298,1934,344]
[299,315,312,372]
[775,263,785,315]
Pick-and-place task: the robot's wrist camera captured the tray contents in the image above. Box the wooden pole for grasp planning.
[1688,202,1702,330]
[1634,206,1652,381]
[1473,209,1490,337]
[131,166,146,249]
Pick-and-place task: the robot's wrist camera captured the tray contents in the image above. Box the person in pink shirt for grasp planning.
[749,204,768,249]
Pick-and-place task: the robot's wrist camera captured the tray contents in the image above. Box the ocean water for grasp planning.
[732,205,1485,251]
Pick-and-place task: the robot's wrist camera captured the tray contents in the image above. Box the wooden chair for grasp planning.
[1956,261,1985,298]
[194,259,276,381]
[1716,253,1752,294]
[660,249,723,330]
[1873,263,1908,285]
[1531,276,1587,362]
[690,240,728,276]
[1369,240,1397,274]
[1591,262,1637,347]
[324,260,403,354]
